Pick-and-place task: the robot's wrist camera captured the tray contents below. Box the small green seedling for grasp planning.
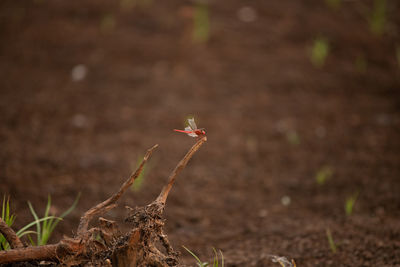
[326,228,337,253]
[369,0,386,36]
[310,37,329,68]
[28,194,80,246]
[325,0,341,9]
[315,166,333,185]
[355,55,368,73]
[1,196,16,250]
[345,191,359,216]
[100,14,116,33]
[192,2,210,43]
[131,156,148,191]
[1,196,16,228]
[1,196,54,250]
[286,130,300,145]
[183,246,224,267]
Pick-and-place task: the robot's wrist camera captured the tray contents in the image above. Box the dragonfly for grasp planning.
[174,118,206,138]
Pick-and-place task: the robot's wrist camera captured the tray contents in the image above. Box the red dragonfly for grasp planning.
[174,118,206,138]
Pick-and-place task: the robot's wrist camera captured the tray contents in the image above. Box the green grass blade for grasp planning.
[59,193,80,219]
[326,228,337,253]
[48,193,80,235]
[5,196,9,221]
[212,247,218,267]
[183,245,204,266]
[192,3,210,43]
[220,250,224,267]
[27,202,41,244]
[132,158,147,192]
[1,195,5,219]
[42,195,52,238]
[17,230,36,238]
[27,234,35,246]
[15,216,60,237]
[345,191,359,216]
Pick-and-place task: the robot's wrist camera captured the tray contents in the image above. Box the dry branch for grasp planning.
[0,218,23,249]
[77,144,158,236]
[156,136,207,204]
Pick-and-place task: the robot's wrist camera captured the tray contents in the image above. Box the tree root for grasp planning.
[0,136,207,266]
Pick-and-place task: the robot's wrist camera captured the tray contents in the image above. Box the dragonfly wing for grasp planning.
[188,118,197,130]
[187,132,198,137]
[184,126,198,137]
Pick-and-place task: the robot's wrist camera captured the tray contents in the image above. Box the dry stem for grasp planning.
[77,144,158,236]
[156,136,207,204]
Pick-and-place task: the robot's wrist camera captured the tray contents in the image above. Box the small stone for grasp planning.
[71,64,88,82]
[281,195,291,206]
[71,114,88,128]
[237,6,258,23]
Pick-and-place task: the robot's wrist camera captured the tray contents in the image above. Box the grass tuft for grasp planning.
[345,191,359,216]
[310,37,330,68]
[27,193,80,246]
[369,0,386,36]
[1,196,60,250]
[192,2,210,43]
[315,166,333,185]
[183,245,224,267]
[326,228,337,253]
[325,0,341,9]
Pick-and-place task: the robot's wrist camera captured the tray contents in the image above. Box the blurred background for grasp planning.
[0,0,399,266]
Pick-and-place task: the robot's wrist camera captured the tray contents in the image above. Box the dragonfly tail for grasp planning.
[173,129,192,133]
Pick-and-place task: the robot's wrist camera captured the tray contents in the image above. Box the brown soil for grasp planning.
[1,0,400,266]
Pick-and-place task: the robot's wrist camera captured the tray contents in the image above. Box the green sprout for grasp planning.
[325,0,341,9]
[27,194,80,246]
[131,156,148,192]
[310,37,330,68]
[355,54,368,73]
[315,166,333,185]
[326,228,337,253]
[100,14,116,33]
[183,246,224,267]
[1,196,55,250]
[345,191,359,216]
[286,130,300,145]
[1,196,16,250]
[192,2,210,43]
[369,0,386,36]
[1,196,16,228]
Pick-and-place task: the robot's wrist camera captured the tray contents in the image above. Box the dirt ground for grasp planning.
[1,0,400,266]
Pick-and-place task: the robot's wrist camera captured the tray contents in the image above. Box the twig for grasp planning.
[77,144,158,236]
[0,218,23,249]
[156,136,207,204]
